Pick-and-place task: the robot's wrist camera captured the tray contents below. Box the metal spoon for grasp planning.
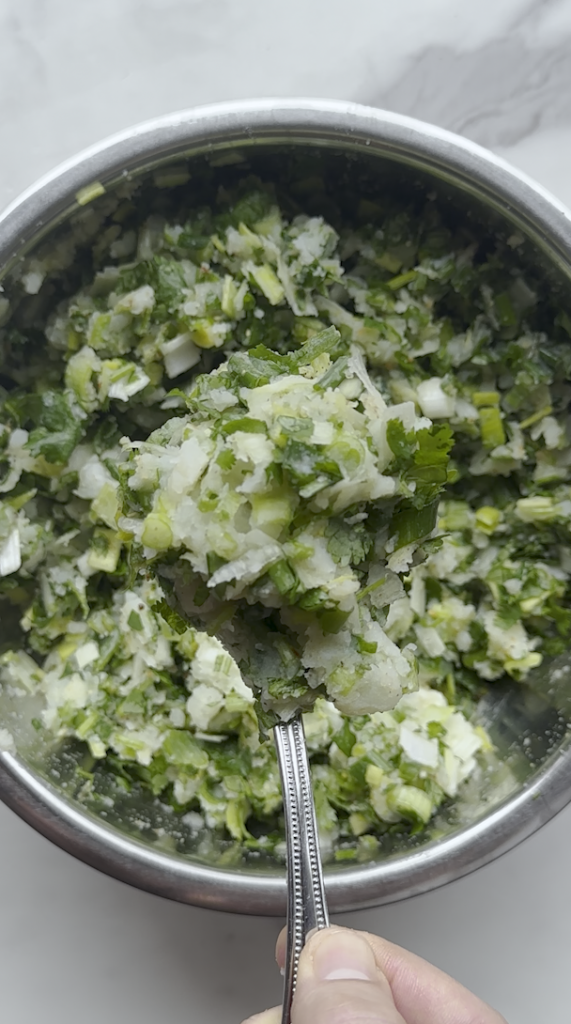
[172,597,329,1020]
[274,714,329,1024]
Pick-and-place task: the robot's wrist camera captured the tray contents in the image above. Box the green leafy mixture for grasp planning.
[1,182,570,856]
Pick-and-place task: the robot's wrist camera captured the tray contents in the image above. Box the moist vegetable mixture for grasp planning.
[1,175,571,857]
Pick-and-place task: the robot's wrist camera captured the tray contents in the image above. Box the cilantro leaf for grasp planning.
[325,518,373,566]
[386,419,416,462]
[25,390,84,464]
[413,425,454,467]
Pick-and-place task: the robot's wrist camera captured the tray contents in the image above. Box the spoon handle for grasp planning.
[274,715,329,1024]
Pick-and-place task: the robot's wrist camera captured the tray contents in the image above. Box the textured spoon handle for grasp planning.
[274,715,329,1024]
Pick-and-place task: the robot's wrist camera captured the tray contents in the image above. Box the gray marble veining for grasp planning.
[369,35,571,149]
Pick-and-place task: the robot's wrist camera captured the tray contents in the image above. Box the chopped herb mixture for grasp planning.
[1,175,570,856]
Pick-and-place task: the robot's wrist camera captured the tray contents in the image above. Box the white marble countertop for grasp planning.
[2,2,571,1021]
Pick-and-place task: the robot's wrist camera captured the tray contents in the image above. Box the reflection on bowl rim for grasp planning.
[2,98,571,915]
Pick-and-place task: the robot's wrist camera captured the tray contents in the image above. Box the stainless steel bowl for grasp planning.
[2,98,571,915]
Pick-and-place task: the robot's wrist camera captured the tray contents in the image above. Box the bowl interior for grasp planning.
[2,129,571,912]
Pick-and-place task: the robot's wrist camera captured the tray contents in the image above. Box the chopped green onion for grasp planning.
[479,406,506,448]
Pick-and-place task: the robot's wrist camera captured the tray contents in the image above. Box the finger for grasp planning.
[240,1007,281,1024]
[275,926,287,970]
[275,925,507,1024]
[292,926,407,1024]
[358,929,507,1024]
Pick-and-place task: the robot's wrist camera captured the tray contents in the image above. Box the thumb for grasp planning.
[292,926,406,1024]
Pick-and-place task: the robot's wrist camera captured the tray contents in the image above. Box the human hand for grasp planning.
[241,924,508,1024]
